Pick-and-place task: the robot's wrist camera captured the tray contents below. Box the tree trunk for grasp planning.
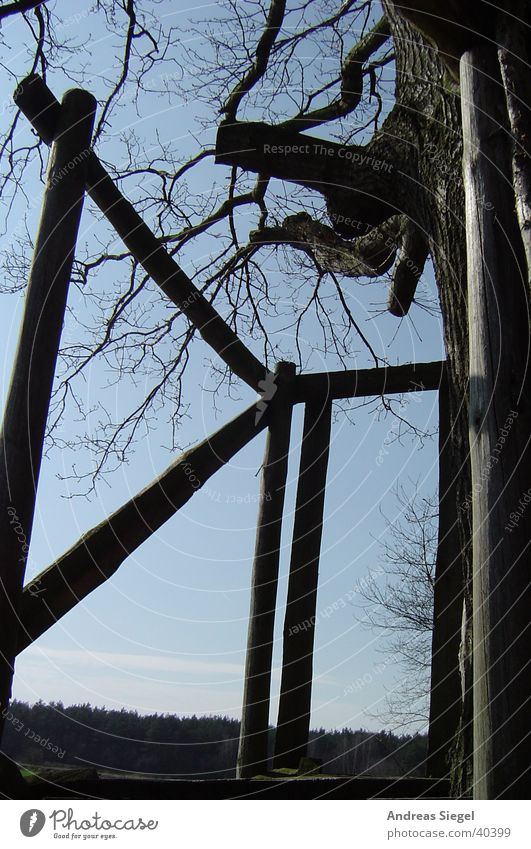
[219,1,475,789]
[384,0,474,795]
[496,1,531,293]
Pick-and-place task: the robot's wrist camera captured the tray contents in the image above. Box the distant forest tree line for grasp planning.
[2,701,427,779]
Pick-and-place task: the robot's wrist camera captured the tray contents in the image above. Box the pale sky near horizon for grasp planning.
[0,0,445,735]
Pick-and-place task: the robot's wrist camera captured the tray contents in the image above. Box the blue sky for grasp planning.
[0,0,445,733]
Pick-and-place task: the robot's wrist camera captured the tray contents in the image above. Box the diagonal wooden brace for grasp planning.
[14,74,268,393]
[16,398,272,654]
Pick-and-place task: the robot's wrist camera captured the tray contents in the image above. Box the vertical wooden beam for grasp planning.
[0,90,96,763]
[237,362,296,778]
[274,395,332,769]
[427,374,464,777]
[461,47,531,799]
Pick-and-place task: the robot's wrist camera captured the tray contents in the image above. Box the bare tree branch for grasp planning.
[250,211,400,277]
[388,222,430,316]
[281,16,392,131]
[355,484,438,728]
[222,0,287,121]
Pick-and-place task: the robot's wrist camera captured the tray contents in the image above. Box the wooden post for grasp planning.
[461,47,531,799]
[427,374,464,777]
[0,91,96,765]
[237,362,296,778]
[273,395,332,769]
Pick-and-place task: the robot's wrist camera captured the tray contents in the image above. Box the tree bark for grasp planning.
[216,120,413,234]
[388,225,430,316]
[461,45,531,799]
[392,1,498,80]
[496,1,531,294]
[383,1,474,795]
[217,1,475,790]
[250,212,399,278]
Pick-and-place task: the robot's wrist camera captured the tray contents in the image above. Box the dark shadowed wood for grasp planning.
[274,396,332,769]
[216,121,398,231]
[21,774,451,800]
[295,360,445,402]
[0,90,96,754]
[497,1,531,292]
[237,362,296,778]
[14,74,268,393]
[461,46,531,799]
[216,121,376,186]
[387,226,429,317]
[427,375,464,778]
[16,400,270,654]
[389,0,498,80]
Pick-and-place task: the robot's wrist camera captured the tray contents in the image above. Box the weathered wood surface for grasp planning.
[427,376,464,778]
[20,774,451,801]
[237,363,296,778]
[0,90,96,768]
[14,74,268,393]
[16,400,271,653]
[294,360,445,402]
[274,396,332,769]
[461,46,531,799]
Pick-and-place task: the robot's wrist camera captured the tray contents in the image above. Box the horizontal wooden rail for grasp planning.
[14,74,268,393]
[24,774,451,800]
[294,360,446,402]
[16,400,270,653]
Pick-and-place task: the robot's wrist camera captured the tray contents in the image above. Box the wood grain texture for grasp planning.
[461,45,531,799]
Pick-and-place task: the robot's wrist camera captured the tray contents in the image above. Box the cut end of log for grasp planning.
[14,75,97,148]
[14,74,61,145]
